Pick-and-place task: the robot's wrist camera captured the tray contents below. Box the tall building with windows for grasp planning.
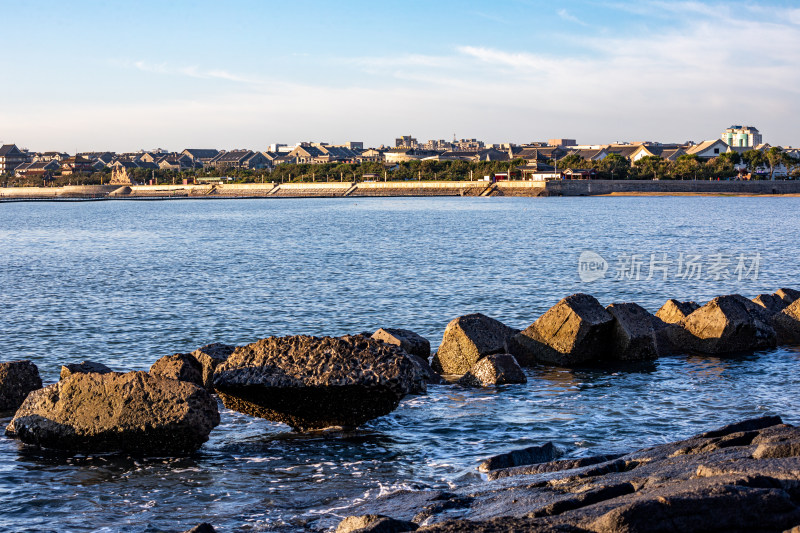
[721,125,762,148]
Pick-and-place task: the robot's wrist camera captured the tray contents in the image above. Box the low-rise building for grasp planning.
[60,155,94,175]
[721,125,762,148]
[0,144,29,174]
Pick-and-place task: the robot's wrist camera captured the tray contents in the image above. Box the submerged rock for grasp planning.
[458,354,526,387]
[191,343,237,390]
[0,361,42,413]
[150,353,204,387]
[512,293,613,366]
[6,371,219,455]
[431,314,517,375]
[680,294,777,354]
[372,328,431,361]
[213,335,416,431]
[60,361,112,380]
[606,302,659,361]
[655,299,700,324]
[183,524,216,533]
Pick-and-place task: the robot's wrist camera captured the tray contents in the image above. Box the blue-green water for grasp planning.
[0,196,799,531]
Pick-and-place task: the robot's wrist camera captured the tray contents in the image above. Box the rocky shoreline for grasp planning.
[1,287,799,531]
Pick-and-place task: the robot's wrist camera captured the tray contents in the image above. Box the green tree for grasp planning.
[596,153,629,179]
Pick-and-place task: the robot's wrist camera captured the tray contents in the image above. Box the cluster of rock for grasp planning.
[333,416,800,532]
[1,287,798,458]
[431,288,800,372]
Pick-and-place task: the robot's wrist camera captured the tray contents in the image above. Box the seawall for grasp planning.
[2,179,799,200]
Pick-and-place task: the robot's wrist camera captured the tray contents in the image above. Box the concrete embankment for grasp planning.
[2,179,800,201]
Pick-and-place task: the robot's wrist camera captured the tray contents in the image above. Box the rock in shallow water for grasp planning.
[372,328,431,361]
[511,293,613,366]
[679,294,777,354]
[655,299,700,324]
[337,514,418,533]
[606,302,659,361]
[458,354,526,387]
[213,335,416,431]
[5,371,219,455]
[0,360,42,413]
[431,314,518,375]
[150,353,204,387]
[191,343,237,390]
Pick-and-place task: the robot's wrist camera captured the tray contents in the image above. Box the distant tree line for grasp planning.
[3,148,798,187]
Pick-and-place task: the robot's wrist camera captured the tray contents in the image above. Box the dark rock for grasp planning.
[150,353,204,388]
[775,288,800,305]
[0,360,42,413]
[606,303,658,361]
[458,354,526,387]
[405,355,429,395]
[60,361,112,380]
[372,328,431,360]
[337,515,418,533]
[655,299,700,324]
[771,300,800,345]
[487,454,625,480]
[699,415,784,438]
[753,293,787,314]
[511,293,613,366]
[478,442,560,472]
[5,371,219,455]
[651,316,687,356]
[431,314,518,375]
[680,294,777,354]
[183,524,216,533]
[191,343,236,390]
[213,335,416,431]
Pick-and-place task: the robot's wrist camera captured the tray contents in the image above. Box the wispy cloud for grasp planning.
[132,60,265,85]
[557,8,588,26]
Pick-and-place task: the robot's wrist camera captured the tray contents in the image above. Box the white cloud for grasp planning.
[133,60,265,85]
[557,9,588,27]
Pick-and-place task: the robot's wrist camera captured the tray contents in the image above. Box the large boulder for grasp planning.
[372,328,431,361]
[478,442,560,472]
[336,514,418,533]
[655,299,700,324]
[680,294,777,354]
[213,335,417,431]
[606,303,659,361]
[60,361,112,380]
[775,288,800,305]
[191,343,236,390]
[0,361,42,413]
[458,354,526,387]
[511,294,613,366]
[771,299,800,345]
[431,314,518,375]
[5,371,219,455]
[150,353,204,388]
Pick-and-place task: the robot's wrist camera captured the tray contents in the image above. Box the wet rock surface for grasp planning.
[213,335,416,431]
[337,514,419,533]
[512,293,614,366]
[771,299,800,345]
[776,288,800,305]
[5,371,220,455]
[335,416,800,533]
[478,442,560,472]
[59,360,112,380]
[431,314,518,375]
[0,360,42,413]
[372,328,431,361]
[458,354,526,387]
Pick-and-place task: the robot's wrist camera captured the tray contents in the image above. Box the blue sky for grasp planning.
[1,0,799,151]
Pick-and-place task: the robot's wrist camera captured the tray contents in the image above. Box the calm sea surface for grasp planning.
[1,196,799,532]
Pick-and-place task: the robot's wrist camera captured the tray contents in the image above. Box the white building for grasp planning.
[721,125,762,148]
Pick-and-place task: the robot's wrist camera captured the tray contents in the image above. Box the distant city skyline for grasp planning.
[1,0,799,152]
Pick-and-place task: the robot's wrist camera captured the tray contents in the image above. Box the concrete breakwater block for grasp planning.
[458,353,527,387]
[213,334,417,431]
[431,314,518,375]
[6,371,220,455]
[511,293,614,366]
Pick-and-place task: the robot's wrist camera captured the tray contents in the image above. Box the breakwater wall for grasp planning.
[2,179,799,200]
